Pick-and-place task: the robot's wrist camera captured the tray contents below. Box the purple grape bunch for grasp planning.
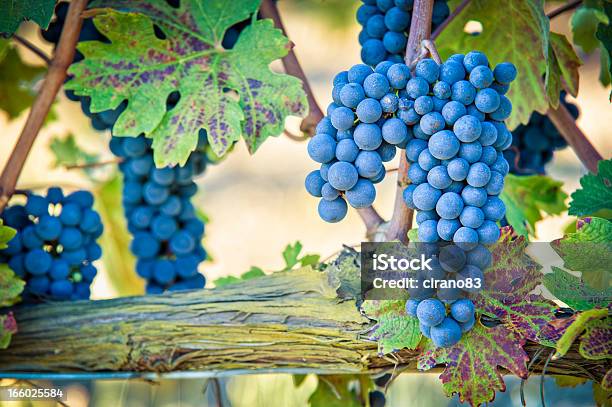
[357,0,450,66]
[0,188,103,301]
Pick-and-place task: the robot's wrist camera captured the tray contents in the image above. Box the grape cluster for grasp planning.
[505,93,579,175]
[110,135,208,293]
[305,62,419,222]
[403,242,490,346]
[400,53,516,248]
[406,296,475,347]
[0,188,103,300]
[357,0,449,66]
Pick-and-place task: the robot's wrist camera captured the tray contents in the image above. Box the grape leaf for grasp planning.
[325,248,361,301]
[545,33,581,108]
[435,0,550,129]
[214,266,265,288]
[309,375,373,407]
[66,1,307,166]
[551,217,612,290]
[501,174,568,237]
[94,176,144,296]
[554,307,608,358]
[418,323,529,407]
[0,220,16,250]
[0,263,24,308]
[0,312,17,349]
[49,134,100,169]
[0,0,56,35]
[361,299,421,354]
[0,46,45,119]
[283,241,304,269]
[544,267,612,311]
[579,317,612,360]
[569,159,612,218]
[572,5,609,53]
[473,234,556,344]
[596,2,612,96]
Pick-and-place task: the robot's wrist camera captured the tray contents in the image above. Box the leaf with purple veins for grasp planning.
[418,323,529,407]
[66,0,307,166]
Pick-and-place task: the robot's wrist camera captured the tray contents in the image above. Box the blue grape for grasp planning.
[451,80,476,105]
[416,209,438,224]
[348,64,374,84]
[441,101,467,126]
[363,73,390,99]
[330,107,355,131]
[466,244,492,270]
[366,14,386,38]
[377,142,397,161]
[346,179,376,208]
[383,31,406,53]
[362,39,387,65]
[25,195,48,217]
[485,170,505,195]
[59,203,82,226]
[403,184,417,208]
[469,65,494,89]
[474,88,500,113]
[384,7,410,31]
[430,317,462,347]
[427,165,452,189]
[406,77,429,98]
[437,218,461,241]
[461,186,487,207]
[321,183,340,201]
[418,219,439,242]
[36,215,62,240]
[318,197,348,222]
[340,83,366,108]
[407,163,428,185]
[453,227,479,250]
[381,117,409,145]
[414,96,433,115]
[354,123,383,150]
[433,81,451,99]
[466,162,491,187]
[458,141,483,163]
[413,183,442,211]
[355,151,384,178]
[356,98,383,123]
[380,92,399,112]
[428,130,460,160]
[418,149,440,171]
[439,61,465,84]
[420,112,446,135]
[307,134,337,163]
[336,139,360,162]
[405,299,420,317]
[489,95,512,121]
[436,192,464,219]
[459,206,485,229]
[479,122,498,146]
[477,220,501,244]
[462,51,489,73]
[416,298,446,326]
[447,158,469,181]
[493,62,517,84]
[453,115,482,142]
[25,249,52,274]
[328,162,359,191]
[59,227,83,250]
[415,58,440,83]
[386,63,411,88]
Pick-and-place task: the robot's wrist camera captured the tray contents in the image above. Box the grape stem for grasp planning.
[259,0,325,136]
[422,39,442,64]
[431,0,472,40]
[547,103,603,174]
[260,0,385,237]
[283,129,309,142]
[0,0,88,213]
[547,0,582,19]
[12,34,51,65]
[386,0,435,243]
[65,158,123,170]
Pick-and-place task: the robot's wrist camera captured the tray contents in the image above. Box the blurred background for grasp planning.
[0,0,609,405]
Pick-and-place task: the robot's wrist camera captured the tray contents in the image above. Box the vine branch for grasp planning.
[259,0,325,136]
[386,0,435,243]
[0,270,607,381]
[0,0,88,213]
[547,0,582,19]
[12,34,51,65]
[547,103,603,174]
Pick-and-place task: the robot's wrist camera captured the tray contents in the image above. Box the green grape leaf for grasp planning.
[309,375,373,407]
[282,241,303,270]
[435,0,550,129]
[501,174,568,236]
[325,248,361,301]
[94,176,144,296]
[572,5,609,53]
[544,267,612,311]
[0,220,16,250]
[569,159,612,218]
[554,307,608,358]
[0,312,17,349]
[214,266,266,288]
[299,254,320,268]
[418,323,529,407]
[596,2,612,96]
[65,1,307,166]
[579,317,612,360]
[0,263,24,308]
[551,217,612,290]
[361,299,421,354]
[473,233,556,344]
[0,0,56,35]
[49,134,100,169]
[545,32,581,107]
[0,47,45,118]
